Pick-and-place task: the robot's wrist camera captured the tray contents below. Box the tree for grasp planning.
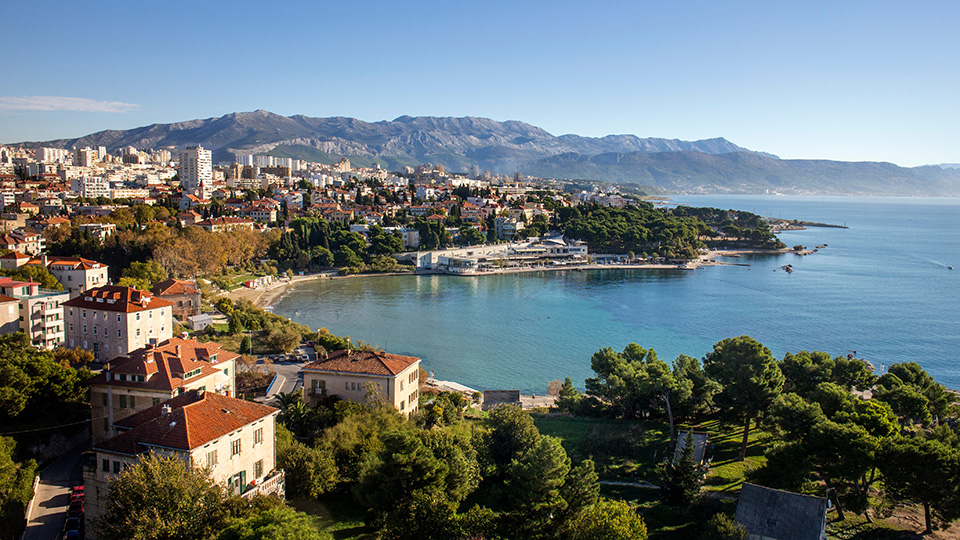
[217,506,331,540]
[0,333,88,418]
[698,513,746,540]
[703,336,784,461]
[121,260,169,290]
[95,453,228,540]
[0,437,37,540]
[658,431,701,506]
[559,499,648,540]
[0,264,62,290]
[880,436,960,534]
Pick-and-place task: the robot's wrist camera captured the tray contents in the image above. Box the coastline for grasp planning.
[225,247,790,310]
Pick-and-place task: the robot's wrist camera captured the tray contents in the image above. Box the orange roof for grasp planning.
[302,349,419,377]
[88,337,238,391]
[64,285,173,313]
[153,279,200,296]
[95,390,277,454]
[0,252,30,260]
[0,294,17,304]
[28,255,103,270]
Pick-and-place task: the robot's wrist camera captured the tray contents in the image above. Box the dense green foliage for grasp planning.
[0,333,90,419]
[95,453,321,540]
[0,437,37,540]
[0,265,63,290]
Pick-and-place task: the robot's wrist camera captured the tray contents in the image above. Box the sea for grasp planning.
[272,196,960,393]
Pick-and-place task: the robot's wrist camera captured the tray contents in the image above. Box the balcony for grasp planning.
[241,469,285,499]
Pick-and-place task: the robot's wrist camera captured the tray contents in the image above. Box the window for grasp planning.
[400,400,405,411]
[231,439,241,456]
[206,450,218,468]
[119,395,127,408]
[82,325,87,334]
[345,382,349,390]
[118,329,121,337]
[69,324,73,332]
[254,428,263,445]
[112,461,121,474]
[136,328,141,337]
[254,460,263,478]
[400,380,404,391]
[93,327,97,336]
[223,368,229,376]
[117,315,121,322]
[129,395,135,408]
[102,459,109,472]
[136,313,140,321]
[82,310,86,317]
[101,393,108,406]
[103,418,109,433]
[152,398,160,406]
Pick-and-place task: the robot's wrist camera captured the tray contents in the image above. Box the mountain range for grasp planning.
[12,110,960,195]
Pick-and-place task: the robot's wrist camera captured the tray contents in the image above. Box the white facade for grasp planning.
[178,145,213,198]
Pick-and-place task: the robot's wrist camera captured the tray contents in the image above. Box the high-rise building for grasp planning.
[178,145,213,198]
[74,147,98,167]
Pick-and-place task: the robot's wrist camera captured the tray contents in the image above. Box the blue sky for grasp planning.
[1,0,957,166]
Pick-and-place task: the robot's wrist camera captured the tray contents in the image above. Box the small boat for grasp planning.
[949,266,954,270]
[781,264,793,273]
[816,244,827,249]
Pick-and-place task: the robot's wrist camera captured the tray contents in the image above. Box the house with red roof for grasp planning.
[64,285,173,361]
[153,279,202,319]
[82,389,283,521]
[301,349,421,415]
[87,337,240,444]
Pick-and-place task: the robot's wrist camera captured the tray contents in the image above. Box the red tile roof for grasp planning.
[301,349,419,377]
[153,279,200,296]
[63,285,173,313]
[95,390,276,454]
[87,337,238,391]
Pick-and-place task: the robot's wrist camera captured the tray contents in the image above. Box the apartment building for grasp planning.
[178,145,213,198]
[301,349,421,415]
[64,285,173,361]
[88,337,239,444]
[83,390,283,522]
[0,277,68,349]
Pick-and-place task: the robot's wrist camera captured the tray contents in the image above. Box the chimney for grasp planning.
[161,404,171,416]
[197,388,205,398]
[175,344,181,357]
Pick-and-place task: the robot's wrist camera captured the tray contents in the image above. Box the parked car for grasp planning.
[67,500,84,518]
[63,515,83,539]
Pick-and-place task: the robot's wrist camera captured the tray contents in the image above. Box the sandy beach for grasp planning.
[223,247,791,310]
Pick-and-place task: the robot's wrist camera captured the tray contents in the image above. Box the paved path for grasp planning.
[23,443,87,540]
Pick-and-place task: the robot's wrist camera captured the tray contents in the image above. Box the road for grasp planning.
[257,345,315,404]
[23,440,87,540]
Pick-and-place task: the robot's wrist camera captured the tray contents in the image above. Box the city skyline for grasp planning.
[1,0,958,167]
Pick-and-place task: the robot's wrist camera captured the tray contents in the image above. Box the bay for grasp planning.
[273,196,960,392]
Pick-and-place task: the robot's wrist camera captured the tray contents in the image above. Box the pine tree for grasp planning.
[658,430,701,506]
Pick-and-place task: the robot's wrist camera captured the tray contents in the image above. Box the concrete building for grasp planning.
[152,279,201,319]
[70,176,110,198]
[87,337,239,444]
[64,285,173,362]
[83,390,283,522]
[1,255,110,299]
[0,293,20,335]
[301,349,421,415]
[0,277,68,349]
[178,145,213,198]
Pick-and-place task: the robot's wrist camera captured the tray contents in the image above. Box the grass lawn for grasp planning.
[532,414,670,482]
[290,493,374,540]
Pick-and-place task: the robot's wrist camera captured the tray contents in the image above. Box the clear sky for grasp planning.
[1,0,957,166]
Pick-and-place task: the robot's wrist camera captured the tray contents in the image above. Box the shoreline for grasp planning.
[223,247,791,310]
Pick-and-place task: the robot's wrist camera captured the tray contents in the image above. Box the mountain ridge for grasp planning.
[10,110,960,195]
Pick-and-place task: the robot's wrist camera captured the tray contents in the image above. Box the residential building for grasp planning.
[14,255,109,298]
[152,279,201,319]
[71,176,111,198]
[0,277,68,349]
[178,145,213,198]
[64,285,173,362]
[0,293,20,335]
[78,222,116,240]
[734,483,828,540]
[83,390,283,522]
[87,337,239,444]
[301,349,421,415]
[196,216,255,232]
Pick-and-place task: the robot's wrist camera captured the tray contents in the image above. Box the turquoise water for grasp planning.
[273,196,960,392]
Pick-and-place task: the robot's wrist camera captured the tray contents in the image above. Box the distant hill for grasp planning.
[12,110,960,195]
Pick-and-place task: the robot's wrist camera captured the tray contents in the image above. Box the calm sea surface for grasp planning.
[273,196,960,392]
